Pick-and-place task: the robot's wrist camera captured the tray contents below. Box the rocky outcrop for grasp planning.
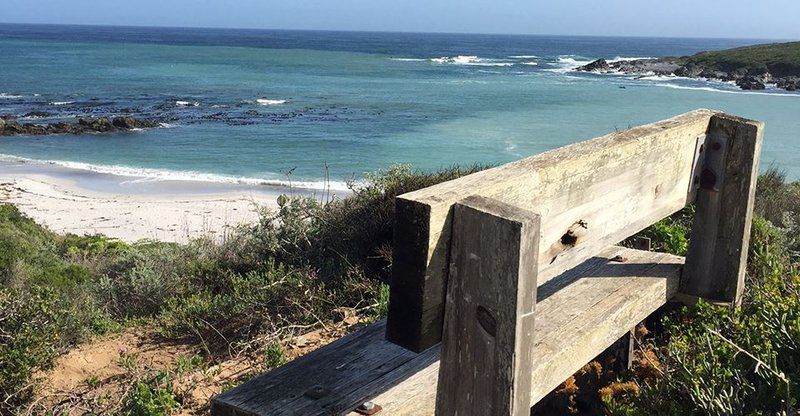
[776,77,799,91]
[736,76,767,90]
[0,117,160,136]
[579,59,611,72]
[576,53,799,92]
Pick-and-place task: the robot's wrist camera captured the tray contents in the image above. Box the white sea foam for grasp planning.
[431,55,477,64]
[542,56,594,73]
[635,74,699,82]
[520,62,538,66]
[256,98,287,106]
[0,154,352,191]
[50,101,75,106]
[509,55,538,59]
[175,100,200,107]
[389,57,426,62]
[430,56,513,67]
[607,56,656,63]
[653,83,800,97]
[0,93,24,99]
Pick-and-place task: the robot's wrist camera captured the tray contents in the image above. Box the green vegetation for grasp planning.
[1,163,799,414]
[0,164,484,414]
[605,214,799,414]
[681,41,800,77]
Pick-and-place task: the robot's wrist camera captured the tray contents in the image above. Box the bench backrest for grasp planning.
[386,109,763,353]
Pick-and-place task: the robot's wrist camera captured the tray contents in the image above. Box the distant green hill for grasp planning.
[681,41,800,77]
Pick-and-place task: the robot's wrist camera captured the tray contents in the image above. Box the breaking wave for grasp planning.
[256,98,287,106]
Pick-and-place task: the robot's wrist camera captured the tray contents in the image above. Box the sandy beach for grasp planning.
[0,160,306,243]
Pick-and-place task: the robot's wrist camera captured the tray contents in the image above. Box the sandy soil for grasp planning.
[30,319,359,415]
[0,174,278,243]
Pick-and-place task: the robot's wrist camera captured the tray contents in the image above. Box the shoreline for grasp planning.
[0,159,330,243]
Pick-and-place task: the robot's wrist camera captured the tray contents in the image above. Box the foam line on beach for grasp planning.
[0,154,352,192]
[653,83,800,97]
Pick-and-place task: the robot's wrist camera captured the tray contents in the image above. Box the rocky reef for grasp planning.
[576,42,800,91]
[0,116,160,136]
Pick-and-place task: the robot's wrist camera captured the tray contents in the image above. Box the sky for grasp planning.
[2,0,799,40]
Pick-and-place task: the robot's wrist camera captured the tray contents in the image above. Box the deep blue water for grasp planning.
[1,24,798,188]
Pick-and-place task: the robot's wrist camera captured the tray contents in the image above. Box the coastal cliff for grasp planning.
[577,41,800,91]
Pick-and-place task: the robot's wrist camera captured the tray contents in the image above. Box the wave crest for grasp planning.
[430,56,514,67]
[256,98,287,106]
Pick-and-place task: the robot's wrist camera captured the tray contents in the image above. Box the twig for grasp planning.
[707,327,792,407]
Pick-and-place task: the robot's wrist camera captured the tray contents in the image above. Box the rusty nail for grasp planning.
[355,401,382,415]
[610,255,627,263]
[712,142,722,151]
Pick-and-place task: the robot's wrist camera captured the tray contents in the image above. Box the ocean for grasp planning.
[1,24,799,189]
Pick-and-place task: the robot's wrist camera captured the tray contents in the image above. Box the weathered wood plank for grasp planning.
[682,114,763,304]
[436,196,540,415]
[212,246,683,415]
[387,109,716,351]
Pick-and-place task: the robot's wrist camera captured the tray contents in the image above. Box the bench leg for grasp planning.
[435,196,541,416]
[682,114,763,305]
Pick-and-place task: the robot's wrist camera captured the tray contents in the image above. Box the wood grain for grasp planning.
[682,114,763,304]
[212,246,683,415]
[435,196,540,415]
[387,109,716,351]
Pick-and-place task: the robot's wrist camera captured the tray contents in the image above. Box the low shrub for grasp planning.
[0,285,108,410]
[123,370,182,415]
[3,164,799,415]
[606,216,800,414]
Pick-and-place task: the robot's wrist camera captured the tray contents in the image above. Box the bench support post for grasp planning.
[435,196,540,416]
[682,114,763,304]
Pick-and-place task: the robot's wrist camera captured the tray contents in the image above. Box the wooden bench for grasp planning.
[211,109,763,415]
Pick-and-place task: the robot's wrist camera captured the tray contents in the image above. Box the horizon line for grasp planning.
[0,21,791,42]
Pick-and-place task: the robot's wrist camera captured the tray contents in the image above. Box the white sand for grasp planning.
[0,173,279,243]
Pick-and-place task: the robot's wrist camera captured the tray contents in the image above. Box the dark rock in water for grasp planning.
[0,116,160,136]
[2,119,25,135]
[111,116,159,129]
[577,59,611,72]
[78,117,112,132]
[674,64,703,78]
[23,111,54,118]
[736,76,766,90]
[776,77,799,91]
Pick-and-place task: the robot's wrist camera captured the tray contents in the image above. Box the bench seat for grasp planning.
[211,245,683,416]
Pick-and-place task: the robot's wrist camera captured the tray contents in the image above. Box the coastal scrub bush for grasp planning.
[5,165,798,415]
[755,167,800,253]
[150,165,490,354]
[92,242,198,318]
[123,370,182,415]
[0,285,107,411]
[606,214,800,414]
[245,163,490,281]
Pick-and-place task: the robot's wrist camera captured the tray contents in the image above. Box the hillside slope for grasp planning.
[681,41,800,77]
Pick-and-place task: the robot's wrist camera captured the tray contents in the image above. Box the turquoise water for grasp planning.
[1,25,798,188]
